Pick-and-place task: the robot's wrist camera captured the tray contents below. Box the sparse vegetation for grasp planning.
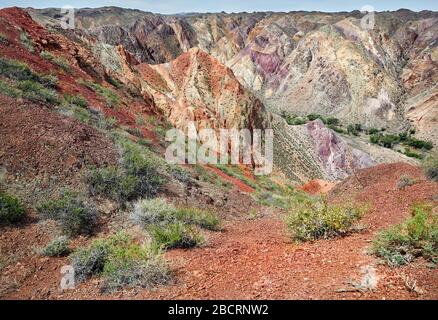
[20,32,34,52]
[370,131,433,151]
[87,139,164,204]
[40,51,71,72]
[37,191,97,237]
[41,236,71,257]
[397,175,417,189]
[372,203,438,266]
[285,197,364,242]
[0,58,59,104]
[148,222,203,249]
[131,198,219,249]
[0,191,26,224]
[80,80,120,108]
[422,154,438,182]
[71,232,171,291]
[0,33,9,45]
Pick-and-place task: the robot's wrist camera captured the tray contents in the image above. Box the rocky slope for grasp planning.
[30,8,438,144]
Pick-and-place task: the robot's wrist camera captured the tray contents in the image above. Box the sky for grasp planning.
[0,0,437,14]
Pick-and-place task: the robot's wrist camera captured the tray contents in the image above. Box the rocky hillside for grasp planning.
[30,7,438,144]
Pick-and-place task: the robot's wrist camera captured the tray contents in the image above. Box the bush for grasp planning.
[326,117,340,126]
[0,58,59,103]
[37,192,97,236]
[368,128,379,135]
[40,51,70,72]
[0,191,26,224]
[372,203,438,266]
[0,79,21,98]
[149,222,203,249]
[132,198,220,231]
[87,141,164,203]
[18,80,59,104]
[63,94,88,108]
[81,80,120,108]
[285,198,363,241]
[397,175,416,189]
[405,138,433,151]
[71,232,170,291]
[0,33,9,45]
[41,236,71,257]
[20,32,34,52]
[347,124,360,136]
[404,148,423,159]
[422,154,438,182]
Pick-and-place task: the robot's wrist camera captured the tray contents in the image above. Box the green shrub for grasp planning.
[372,203,438,266]
[422,154,438,182]
[368,128,379,135]
[404,148,423,159]
[63,94,88,108]
[0,33,9,45]
[397,175,417,189]
[20,32,34,52]
[40,51,70,72]
[132,198,220,231]
[285,198,363,241]
[347,124,360,136]
[37,192,96,236]
[326,117,340,126]
[18,80,59,104]
[149,222,203,249]
[405,138,433,151]
[87,140,164,203]
[307,114,325,122]
[0,58,59,103]
[81,80,120,108]
[41,236,71,257]
[0,79,21,98]
[0,191,26,224]
[71,232,170,290]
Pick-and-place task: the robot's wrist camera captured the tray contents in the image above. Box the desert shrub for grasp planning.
[285,198,363,241]
[71,232,170,290]
[40,51,70,72]
[327,124,345,134]
[148,222,203,249]
[169,165,191,183]
[422,154,438,182]
[126,127,143,138]
[81,80,120,108]
[37,192,97,236]
[372,203,438,266]
[347,124,360,136]
[131,198,176,226]
[105,76,123,89]
[132,198,220,231]
[0,33,9,45]
[0,191,25,224]
[405,138,433,151]
[18,80,59,104]
[404,148,423,159]
[20,32,34,52]
[367,128,379,135]
[326,117,339,126]
[307,114,325,122]
[370,133,400,148]
[0,79,21,98]
[0,58,59,103]
[41,236,71,257]
[87,141,164,203]
[397,175,417,189]
[63,94,88,108]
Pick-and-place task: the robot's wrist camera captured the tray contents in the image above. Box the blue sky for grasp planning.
[0,0,437,13]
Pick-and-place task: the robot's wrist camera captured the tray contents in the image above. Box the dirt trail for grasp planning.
[2,163,438,300]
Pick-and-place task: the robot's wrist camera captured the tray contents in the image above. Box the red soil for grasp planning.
[299,179,335,195]
[2,163,437,300]
[206,166,256,193]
